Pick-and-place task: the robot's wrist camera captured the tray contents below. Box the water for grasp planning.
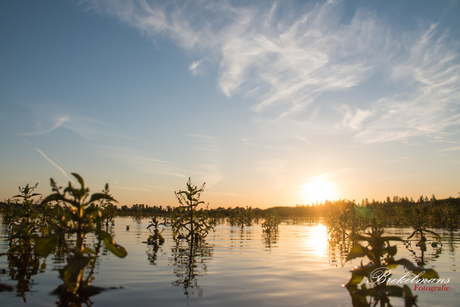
[1,217,459,306]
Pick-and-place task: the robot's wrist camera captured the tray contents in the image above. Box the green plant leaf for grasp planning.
[346,272,365,286]
[381,236,404,242]
[346,244,368,261]
[82,247,96,255]
[41,193,67,205]
[424,229,441,239]
[403,284,414,298]
[72,173,85,188]
[389,258,439,279]
[34,234,59,257]
[89,193,117,203]
[98,231,127,258]
[383,245,397,257]
[42,226,49,236]
[407,230,417,240]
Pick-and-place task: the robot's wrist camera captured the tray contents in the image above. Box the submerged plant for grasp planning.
[34,173,127,302]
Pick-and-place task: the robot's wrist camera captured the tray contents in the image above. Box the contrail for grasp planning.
[21,137,32,145]
[21,138,73,183]
[34,147,73,183]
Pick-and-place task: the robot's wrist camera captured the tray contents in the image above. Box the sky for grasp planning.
[1,0,460,209]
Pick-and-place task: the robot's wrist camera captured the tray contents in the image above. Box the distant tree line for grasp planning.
[2,193,459,228]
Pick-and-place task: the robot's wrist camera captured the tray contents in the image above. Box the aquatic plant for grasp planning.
[228,207,256,228]
[100,184,116,230]
[34,173,127,301]
[261,210,281,249]
[0,184,44,301]
[428,201,460,231]
[146,216,165,246]
[345,228,440,307]
[324,200,367,241]
[169,178,214,242]
[262,210,281,234]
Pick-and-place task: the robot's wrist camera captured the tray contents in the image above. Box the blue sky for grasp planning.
[1,0,459,208]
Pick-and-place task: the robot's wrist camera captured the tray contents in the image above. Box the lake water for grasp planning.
[1,216,459,306]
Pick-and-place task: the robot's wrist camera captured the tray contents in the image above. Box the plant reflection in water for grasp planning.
[144,217,166,266]
[170,239,213,297]
[261,211,280,250]
[327,223,354,267]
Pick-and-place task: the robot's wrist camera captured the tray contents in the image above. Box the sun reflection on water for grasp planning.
[310,224,328,257]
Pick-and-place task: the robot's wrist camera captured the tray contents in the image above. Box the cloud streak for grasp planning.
[350,24,460,143]
[84,0,460,143]
[21,138,73,182]
[188,134,223,186]
[95,145,187,178]
[21,103,147,144]
[254,158,288,190]
[21,116,69,136]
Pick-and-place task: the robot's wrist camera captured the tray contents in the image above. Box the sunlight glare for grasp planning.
[304,224,328,257]
[301,180,336,205]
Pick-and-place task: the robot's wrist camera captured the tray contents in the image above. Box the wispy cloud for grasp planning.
[84,1,377,107]
[383,156,412,164]
[62,115,147,143]
[95,145,187,178]
[189,59,204,75]
[84,0,460,144]
[350,24,460,143]
[21,116,69,136]
[439,146,460,152]
[254,158,288,190]
[21,103,146,143]
[310,173,336,182]
[188,134,223,186]
[342,107,374,131]
[112,186,149,192]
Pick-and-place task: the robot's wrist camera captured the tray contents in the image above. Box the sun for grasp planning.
[301,180,336,204]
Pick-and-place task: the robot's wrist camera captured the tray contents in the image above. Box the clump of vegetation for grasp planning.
[169,178,214,243]
[228,207,256,228]
[34,173,127,303]
[162,178,215,297]
[0,184,44,300]
[146,216,165,246]
[100,184,116,230]
[344,228,440,307]
[262,210,281,234]
[261,210,281,249]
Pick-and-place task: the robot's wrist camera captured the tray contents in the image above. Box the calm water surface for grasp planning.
[1,217,459,306]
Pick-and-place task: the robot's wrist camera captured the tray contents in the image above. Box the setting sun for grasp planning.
[301,178,336,204]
